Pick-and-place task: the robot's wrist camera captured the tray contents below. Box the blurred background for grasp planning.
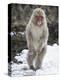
[8,4,58,62]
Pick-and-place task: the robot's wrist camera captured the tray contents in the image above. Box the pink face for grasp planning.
[35,15,44,26]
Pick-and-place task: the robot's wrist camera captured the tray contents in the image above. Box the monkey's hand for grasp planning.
[28,44,35,52]
[26,27,35,52]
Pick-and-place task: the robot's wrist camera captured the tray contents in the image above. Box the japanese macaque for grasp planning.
[26,8,49,70]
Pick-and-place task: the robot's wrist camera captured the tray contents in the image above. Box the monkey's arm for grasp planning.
[26,26,34,51]
[38,28,49,52]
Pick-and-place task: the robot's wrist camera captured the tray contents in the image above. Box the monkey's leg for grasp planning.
[35,47,46,70]
[27,50,36,70]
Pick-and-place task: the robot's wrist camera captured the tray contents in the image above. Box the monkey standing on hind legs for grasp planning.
[26,8,49,70]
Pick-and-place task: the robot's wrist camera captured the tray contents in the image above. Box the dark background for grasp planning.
[8,4,59,62]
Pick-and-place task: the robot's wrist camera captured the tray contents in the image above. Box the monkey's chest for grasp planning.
[31,27,43,50]
[32,27,43,40]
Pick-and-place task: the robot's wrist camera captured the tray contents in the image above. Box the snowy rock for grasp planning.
[18,32,25,35]
[15,49,28,64]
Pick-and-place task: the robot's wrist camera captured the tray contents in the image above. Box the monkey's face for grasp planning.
[32,8,45,26]
[35,15,44,26]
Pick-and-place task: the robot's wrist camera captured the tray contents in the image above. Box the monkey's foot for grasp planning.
[35,66,41,71]
[30,66,35,71]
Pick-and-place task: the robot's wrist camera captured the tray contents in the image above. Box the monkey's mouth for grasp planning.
[37,21,42,25]
[37,20,43,26]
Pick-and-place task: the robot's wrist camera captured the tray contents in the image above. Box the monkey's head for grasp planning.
[31,8,46,26]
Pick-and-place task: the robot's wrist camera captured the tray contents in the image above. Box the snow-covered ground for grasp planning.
[11,44,59,77]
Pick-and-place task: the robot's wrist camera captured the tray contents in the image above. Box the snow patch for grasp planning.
[11,44,59,77]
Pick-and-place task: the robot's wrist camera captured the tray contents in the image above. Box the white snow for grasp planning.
[18,32,25,35]
[11,44,59,77]
[10,32,16,36]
